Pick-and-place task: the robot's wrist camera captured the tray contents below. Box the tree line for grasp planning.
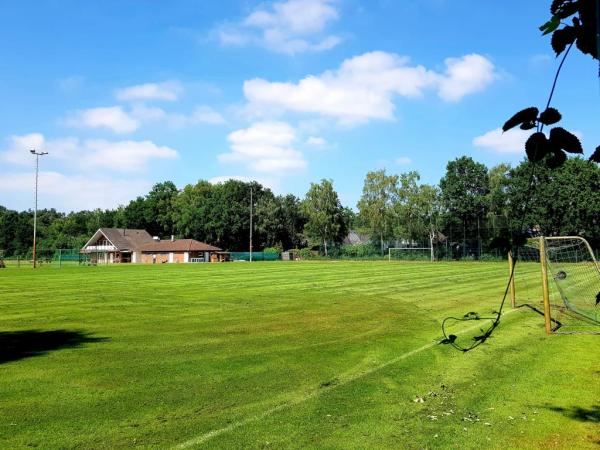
[0,155,598,257]
[0,178,349,256]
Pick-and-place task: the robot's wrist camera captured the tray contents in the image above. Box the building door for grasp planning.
[169,252,174,263]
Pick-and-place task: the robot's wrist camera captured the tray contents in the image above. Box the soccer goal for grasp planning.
[510,236,600,334]
[388,246,434,262]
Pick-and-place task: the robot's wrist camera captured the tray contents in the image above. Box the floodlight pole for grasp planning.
[249,187,253,262]
[31,149,48,269]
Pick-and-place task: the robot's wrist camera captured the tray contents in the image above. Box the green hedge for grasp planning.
[341,244,380,258]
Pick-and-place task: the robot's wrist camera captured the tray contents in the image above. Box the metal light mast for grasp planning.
[249,187,253,262]
[30,149,48,269]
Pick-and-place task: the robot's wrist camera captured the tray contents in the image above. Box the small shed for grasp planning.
[282,250,300,261]
[211,252,231,263]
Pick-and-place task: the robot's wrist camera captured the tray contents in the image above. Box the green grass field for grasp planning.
[1,262,598,449]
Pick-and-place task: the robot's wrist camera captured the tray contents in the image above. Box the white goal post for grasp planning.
[388,246,434,262]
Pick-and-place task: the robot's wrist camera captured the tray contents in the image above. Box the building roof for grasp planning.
[140,239,221,252]
[82,228,154,252]
[343,230,371,245]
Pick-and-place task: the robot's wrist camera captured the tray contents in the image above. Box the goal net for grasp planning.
[512,236,600,333]
[544,237,599,323]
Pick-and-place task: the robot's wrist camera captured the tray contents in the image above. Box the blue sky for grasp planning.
[0,0,598,212]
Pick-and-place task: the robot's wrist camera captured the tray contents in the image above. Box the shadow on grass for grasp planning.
[543,404,600,423]
[0,330,107,364]
[517,303,563,331]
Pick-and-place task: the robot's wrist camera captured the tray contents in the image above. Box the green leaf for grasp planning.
[502,107,539,132]
[551,26,577,55]
[540,15,561,35]
[554,2,579,20]
[546,149,567,169]
[589,146,600,163]
[538,107,562,125]
[550,0,564,15]
[525,132,551,162]
[549,127,583,153]
[520,121,537,130]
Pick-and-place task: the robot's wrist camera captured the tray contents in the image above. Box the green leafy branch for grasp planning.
[505,0,600,167]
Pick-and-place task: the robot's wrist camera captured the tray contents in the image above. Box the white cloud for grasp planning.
[57,75,84,93]
[65,106,140,133]
[437,54,497,102]
[0,133,178,172]
[130,104,168,121]
[215,0,341,54]
[474,127,584,155]
[244,0,337,33]
[208,175,279,191]
[529,53,552,69]
[395,156,412,165]
[0,171,151,212]
[244,51,497,125]
[216,28,250,46]
[0,133,46,165]
[130,104,225,127]
[190,106,226,125]
[80,139,178,172]
[219,121,307,172]
[306,136,327,147]
[168,106,226,128]
[116,81,183,102]
[64,104,224,134]
[208,175,254,184]
[473,127,535,154]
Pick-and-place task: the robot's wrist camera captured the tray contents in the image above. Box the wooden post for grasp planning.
[539,237,552,335]
[508,251,516,308]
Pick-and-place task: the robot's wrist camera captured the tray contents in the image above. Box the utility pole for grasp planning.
[249,187,253,262]
[30,149,48,269]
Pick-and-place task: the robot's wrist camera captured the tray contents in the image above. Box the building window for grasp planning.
[97,238,110,246]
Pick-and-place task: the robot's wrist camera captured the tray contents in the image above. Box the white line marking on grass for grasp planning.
[173,309,520,449]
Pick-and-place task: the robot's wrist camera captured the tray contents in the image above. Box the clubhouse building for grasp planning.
[81,228,227,264]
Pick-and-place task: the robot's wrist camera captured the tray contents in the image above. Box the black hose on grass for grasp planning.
[440,43,575,352]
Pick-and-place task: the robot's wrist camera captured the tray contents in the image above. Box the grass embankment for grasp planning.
[0,262,598,449]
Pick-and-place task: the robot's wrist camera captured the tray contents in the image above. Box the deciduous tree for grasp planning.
[440,157,490,256]
[357,170,398,255]
[301,179,348,256]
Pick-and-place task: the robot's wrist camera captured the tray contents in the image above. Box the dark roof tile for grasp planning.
[140,239,221,252]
